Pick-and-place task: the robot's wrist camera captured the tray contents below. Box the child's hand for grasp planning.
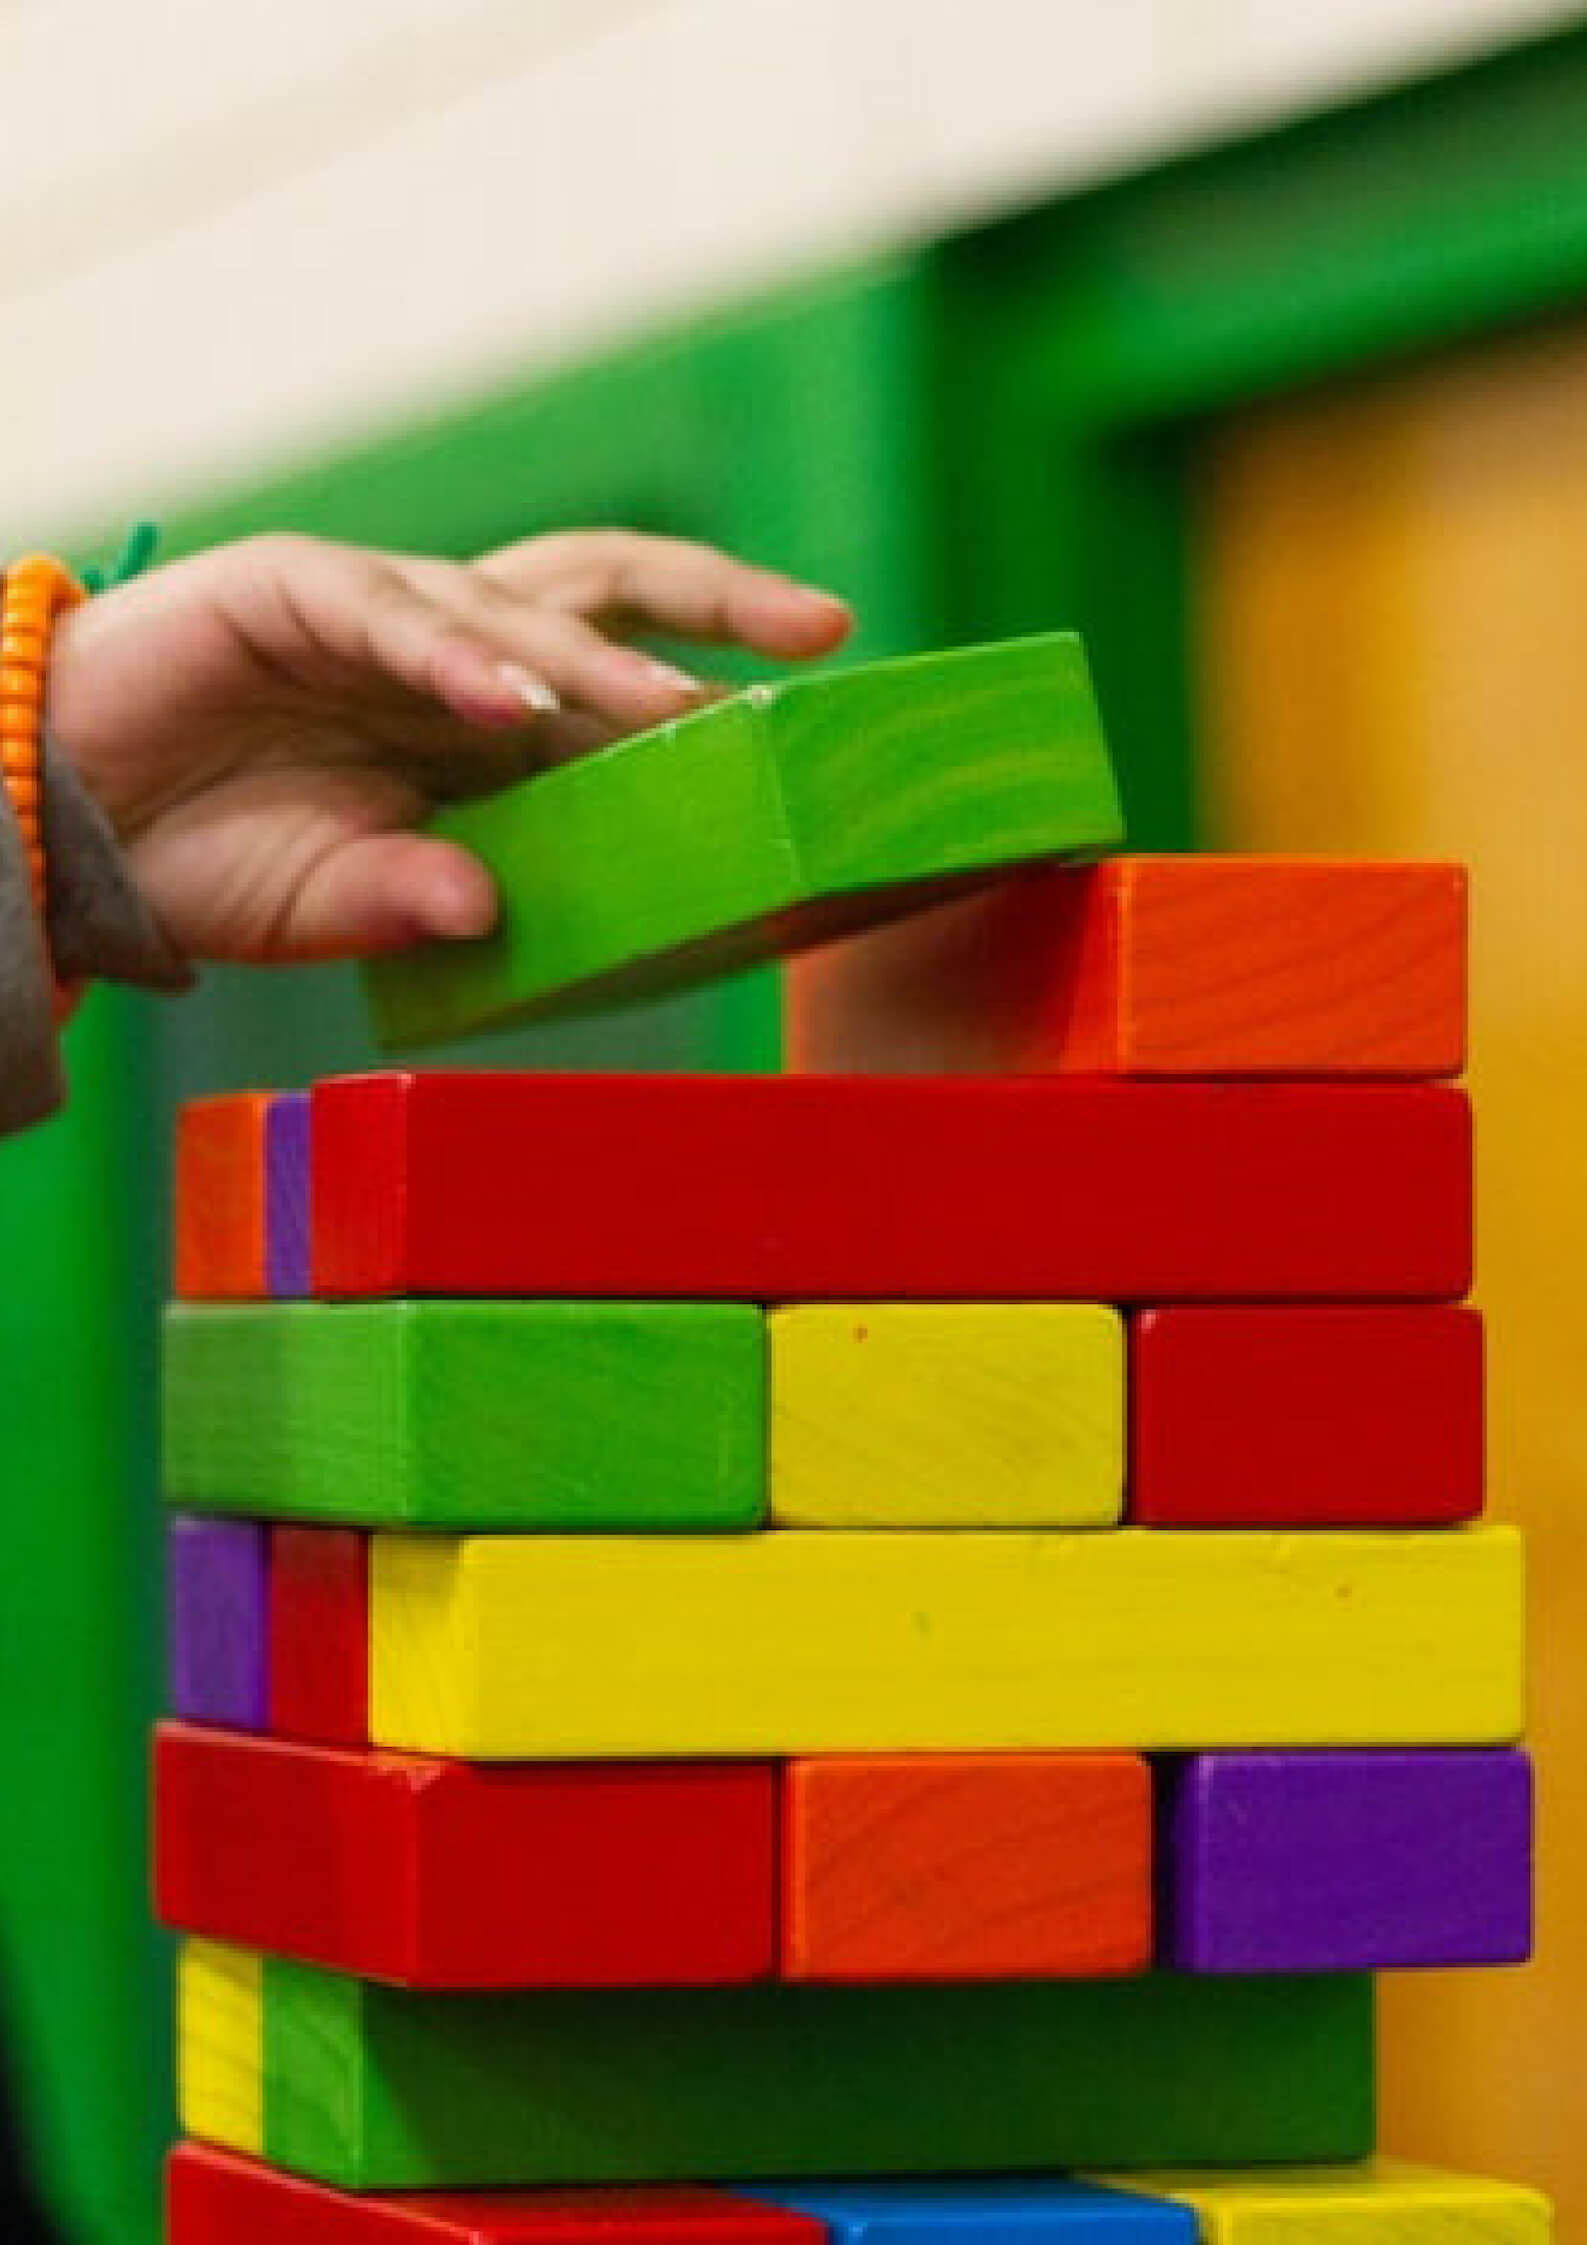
[45,530,851,964]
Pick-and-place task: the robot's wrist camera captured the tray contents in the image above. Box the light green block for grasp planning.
[364,634,1123,1047]
[236,1962,1373,2190]
[162,1301,764,1529]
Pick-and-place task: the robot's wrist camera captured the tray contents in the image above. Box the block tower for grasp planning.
[157,638,1550,2241]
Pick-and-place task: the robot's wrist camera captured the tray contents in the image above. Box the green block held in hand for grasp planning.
[364,634,1124,1048]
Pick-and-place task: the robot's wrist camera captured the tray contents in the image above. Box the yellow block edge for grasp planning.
[1090,2158,1552,2238]
[769,1304,1125,1528]
[177,1937,264,2158]
[371,1525,1524,1759]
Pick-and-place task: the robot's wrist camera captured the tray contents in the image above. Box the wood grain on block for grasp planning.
[781,1755,1150,1980]
[363,636,1123,1049]
[786,858,1466,1077]
[163,1301,764,1529]
[166,2146,828,2245]
[367,1527,1522,1759]
[752,2181,1194,2243]
[1091,2160,1552,2240]
[769,1306,1124,1527]
[177,1948,1373,2189]
[310,1073,1471,1304]
[1129,1306,1484,1527]
[265,1092,311,1298]
[174,1094,271,1299]
[154,1723,776,1988]
[1162,1748,1534,1972]
[167,1515,268,1730]
[269,1528,369,1747]
[177,1941,263,2161]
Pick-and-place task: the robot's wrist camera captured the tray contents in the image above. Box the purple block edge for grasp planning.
[166,1513,269,1729]
[1163,1747,1534,1974]
[265,1091,311,1299]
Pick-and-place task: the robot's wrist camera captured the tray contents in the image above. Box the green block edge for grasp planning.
[162,1301,766,1530]
[364,634,1124,1048]
[260,1965,1373,2190]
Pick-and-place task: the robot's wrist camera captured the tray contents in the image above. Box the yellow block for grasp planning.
[177,1938,263,2158]
[1092,2160,1551,2238]
[768,1304,1124,1527]
[369,1526,1523,1758]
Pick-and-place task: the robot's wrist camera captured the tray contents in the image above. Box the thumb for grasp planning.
[274,833,497,961]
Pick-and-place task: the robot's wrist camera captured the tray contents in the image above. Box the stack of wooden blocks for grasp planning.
[155,640,1550,2240]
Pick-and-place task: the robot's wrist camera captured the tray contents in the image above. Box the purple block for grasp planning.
[265,1091,311,1298]
[1163,1748,1533,1972]
[166,1514,268,1728]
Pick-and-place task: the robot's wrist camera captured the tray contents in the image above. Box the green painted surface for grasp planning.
[366,635,1122,1047]
[259,1962,1373,2189]
[163,1301,765,1530]
[0,993,167,2245]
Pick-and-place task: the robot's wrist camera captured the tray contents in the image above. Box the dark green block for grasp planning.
[260,1964,1373,2189]
[162,1302,764,1529]
[364,634,1124,1048]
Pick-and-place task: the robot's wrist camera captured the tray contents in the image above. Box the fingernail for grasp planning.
[642,658,706,699]
[498,662,561,716]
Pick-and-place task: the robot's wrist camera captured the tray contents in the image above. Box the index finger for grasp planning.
[480,532,854,661]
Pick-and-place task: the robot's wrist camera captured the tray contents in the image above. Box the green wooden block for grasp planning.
[364,634,1124,1048]
[162,1302,765,1530]
[246,1962,1371,2189]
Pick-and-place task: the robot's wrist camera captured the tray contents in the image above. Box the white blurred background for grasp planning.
[1,0,1567,541]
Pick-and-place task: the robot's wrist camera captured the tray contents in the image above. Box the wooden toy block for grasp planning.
[177,1939,263,2161]
[1161,1747,1533,1972]
[167,2145,828,2245]
[786,858,1466,1078]
[167,1515,268,1730]
[368,1526,1522,1758]
[362,636,1124,1048]
[311,1073,1471,1303]
[265,1090,311,1298]
[154,1722,776,1987]
[1090,2160,1552,2239]
[177,1942,1374,2188]
[174,1093,271,1299]
[755,2182,1194,2243]
[269,1527,369,1746]
[1129,1306,1483,1527]
[780,1754,1151,1980]
[163,1300,764,1529]
[768,1307,1124,1527]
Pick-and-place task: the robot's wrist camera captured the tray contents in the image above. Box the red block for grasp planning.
[153,1724,777,1987]
[166,2145,823,2245]
[270,1527,369,1747]
[310,1073,1470,1303]
[1130,1305,1484,1526]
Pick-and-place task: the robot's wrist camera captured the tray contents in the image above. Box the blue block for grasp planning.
[750,2180,1196,2244]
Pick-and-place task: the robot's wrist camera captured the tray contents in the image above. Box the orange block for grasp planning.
[787,857,1466,1078]
[781,1754,1151,1982]
[174,1095,271,1300]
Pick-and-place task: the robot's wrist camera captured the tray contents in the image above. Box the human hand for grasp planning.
[45,530,852,964]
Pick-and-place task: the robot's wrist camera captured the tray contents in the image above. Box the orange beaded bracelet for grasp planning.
[1,554,86,914]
